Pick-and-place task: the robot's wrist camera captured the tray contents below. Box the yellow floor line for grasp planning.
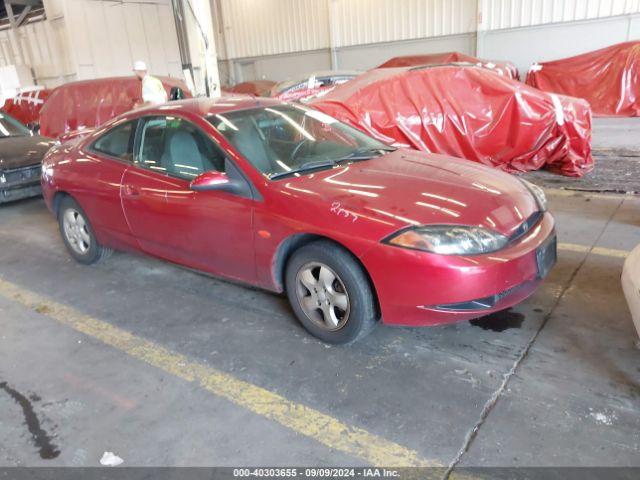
[558,242,630,258]
[544,188,637,200]
[0,277,435,468]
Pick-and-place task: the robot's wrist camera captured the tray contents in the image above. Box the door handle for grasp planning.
[123,185,139,197]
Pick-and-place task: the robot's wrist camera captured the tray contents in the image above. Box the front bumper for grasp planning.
[0,164,42,204]
[361,212,556,326]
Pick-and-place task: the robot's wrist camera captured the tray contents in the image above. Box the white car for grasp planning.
[622,244,640,346]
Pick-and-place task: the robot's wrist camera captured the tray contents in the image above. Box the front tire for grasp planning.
[58,196,112,265]
[285,241,377,344]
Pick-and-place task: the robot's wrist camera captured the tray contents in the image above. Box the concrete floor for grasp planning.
[0,188,638,472]
[524,118,640,194]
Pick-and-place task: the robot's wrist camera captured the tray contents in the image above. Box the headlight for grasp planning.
[519,178,547,211]
[385,225,508,255]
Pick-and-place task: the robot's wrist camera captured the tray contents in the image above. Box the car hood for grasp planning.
[274,149,539,238]
[0,135,56,170]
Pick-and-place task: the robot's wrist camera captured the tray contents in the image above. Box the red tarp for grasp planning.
[271,71,361,102]
[39,76,191,139]
[224,80,276,97]
[311,66,593,177]
[1,89,50,126]
[526,41,640,117]
[379,52,519,80]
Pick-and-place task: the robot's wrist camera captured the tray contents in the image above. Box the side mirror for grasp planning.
[190,171,230,191]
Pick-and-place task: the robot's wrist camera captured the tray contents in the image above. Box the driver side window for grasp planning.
[136,116,225,180]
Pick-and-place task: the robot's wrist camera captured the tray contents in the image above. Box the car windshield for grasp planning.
[0,112,31,138]
[208,105,394,179]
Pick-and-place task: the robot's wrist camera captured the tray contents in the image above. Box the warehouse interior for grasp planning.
[0,0,639,478]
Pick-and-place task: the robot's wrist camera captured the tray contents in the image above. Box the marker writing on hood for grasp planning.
[330,202,358,223]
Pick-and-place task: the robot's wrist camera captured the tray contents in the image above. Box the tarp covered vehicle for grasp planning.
[224,80,276,97]
[271,71,361,102]
[379,52,519,80]
[526,41,640,117]
[311,65,593,177]
[39,76,191,139]
[1,88,50,127]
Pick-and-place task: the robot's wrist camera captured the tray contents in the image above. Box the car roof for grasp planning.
[131,95,285,119]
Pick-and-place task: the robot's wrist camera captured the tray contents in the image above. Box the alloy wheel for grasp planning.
[62,208,91,255]
[295,262,350,331]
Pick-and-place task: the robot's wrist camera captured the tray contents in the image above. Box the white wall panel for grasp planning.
[481,13,640,75]
[218,0,329,59]
[0,0,182,91]
[0,16,74,88]
[481,0,640,30]
[333,0,477,47]
[63,0,182,80]
[216,0,640,61]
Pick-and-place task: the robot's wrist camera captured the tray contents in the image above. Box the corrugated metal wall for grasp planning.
[3,0,640,86]
[0,0,183,88]
[217,0,640,60]
[218,0,329,59]
[333,0,476,47]
[481,0,640,30]
[0,0,74,87]
[63,0,182,80]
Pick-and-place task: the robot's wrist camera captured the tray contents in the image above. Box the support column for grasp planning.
[475,0,486,58]
[328,0,339,70]
[180,0,221,97]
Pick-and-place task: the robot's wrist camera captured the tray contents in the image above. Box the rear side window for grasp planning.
[91,121,136,160]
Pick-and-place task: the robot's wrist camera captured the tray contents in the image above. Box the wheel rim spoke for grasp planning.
[321,303,339,328]
[79,227,91,244]
[318,266,335,290]
[302,295,318,311]
[64,210,76,227]
[330,292,348,311]
[299,269,317,291]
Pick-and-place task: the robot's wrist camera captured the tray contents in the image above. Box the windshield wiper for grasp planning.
[269,159,338,180]
[334,146,396,162]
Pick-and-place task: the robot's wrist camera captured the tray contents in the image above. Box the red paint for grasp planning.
[42,97,556,327]
[311,65,593,177]
[39,76,192,139]
[378,51,519,80]
[526,41,640,117]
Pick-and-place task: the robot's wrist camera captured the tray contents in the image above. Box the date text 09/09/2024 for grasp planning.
[233,468,401,478]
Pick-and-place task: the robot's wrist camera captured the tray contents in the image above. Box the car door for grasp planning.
[74,119,139,250]
[120,115,256,284]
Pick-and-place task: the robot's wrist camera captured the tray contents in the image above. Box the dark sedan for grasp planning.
[0,112,56,204]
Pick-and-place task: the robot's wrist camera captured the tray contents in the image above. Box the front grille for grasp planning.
[0,164,41,188]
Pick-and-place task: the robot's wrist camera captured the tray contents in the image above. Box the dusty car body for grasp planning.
[311,64,593,177]
[271,71,361,102]
[0,112,56,203]
[41,97,556,343]
[379,52,519,79]
[224,80,277,97]
[39,76,191,139]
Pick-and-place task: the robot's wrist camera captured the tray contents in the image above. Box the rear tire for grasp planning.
[285,240,377,344]
[58,196,112,265]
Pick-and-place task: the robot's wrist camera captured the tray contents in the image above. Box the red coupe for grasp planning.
[41,97,557,344]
